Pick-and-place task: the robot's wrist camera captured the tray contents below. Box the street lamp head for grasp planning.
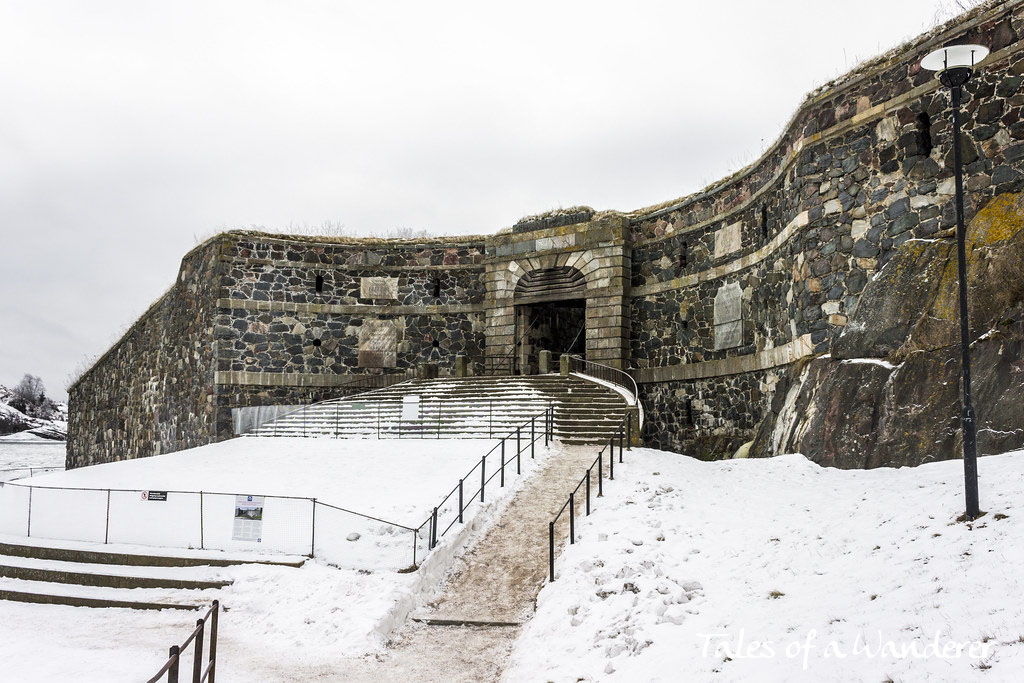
[921,44,989,88]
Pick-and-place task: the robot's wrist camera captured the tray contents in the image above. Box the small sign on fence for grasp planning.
[232,495,264,542]
[141,490,168,501]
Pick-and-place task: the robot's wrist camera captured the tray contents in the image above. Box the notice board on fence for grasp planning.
[232,495,264,542]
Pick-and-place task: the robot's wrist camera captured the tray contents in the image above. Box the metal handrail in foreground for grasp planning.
[147,600,219,683]
[548,411,632,582]
[420,404,554,553]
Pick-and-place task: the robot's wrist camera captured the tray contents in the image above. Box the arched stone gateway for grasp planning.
[513,266,588,374]
[483,215,631,374]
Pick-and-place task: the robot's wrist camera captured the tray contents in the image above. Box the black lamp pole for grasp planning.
[939,63,981,520]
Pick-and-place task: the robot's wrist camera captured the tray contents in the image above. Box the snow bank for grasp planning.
[504,448,1024,682]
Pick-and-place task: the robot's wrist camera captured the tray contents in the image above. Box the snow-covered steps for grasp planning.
[0,577,212,611]
[0,537,304,610]
[0,555,232,590]
[0,539,307,568]
[249,374,630,445]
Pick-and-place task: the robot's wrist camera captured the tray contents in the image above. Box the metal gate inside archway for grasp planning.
[512,266,587,374]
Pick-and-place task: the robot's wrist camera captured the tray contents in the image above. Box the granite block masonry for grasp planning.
[69,0,1024,466]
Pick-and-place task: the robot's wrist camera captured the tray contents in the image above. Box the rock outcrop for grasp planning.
[751,192,1024,468]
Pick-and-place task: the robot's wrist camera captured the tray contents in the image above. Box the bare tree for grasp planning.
[9,374,45,414]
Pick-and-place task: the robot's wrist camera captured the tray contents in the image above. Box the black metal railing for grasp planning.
[421,404,554,552]
[147,600,219,683]
[548,411,633,582]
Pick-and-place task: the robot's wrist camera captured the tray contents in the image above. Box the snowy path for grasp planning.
[310,444,598,682]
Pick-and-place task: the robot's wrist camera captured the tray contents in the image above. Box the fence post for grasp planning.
[627,413,632,451]
[549,521,555,582]
[480,455,486,503]
[193,618,205,683]
[430,507,438,550]
[516,427,521,475]
[569,492,575,545]
[500,439,506,487]
[458,479,464,524]
[619,425,624,463]
[310,499,316,558]
[200,491,205,550]
[209,600,219,683]
[104,489,111,544]
[544,408,548,446]
[586,469,591,515]
[609,438,615,480]
[168,645,180,683]
[531,417,535,459]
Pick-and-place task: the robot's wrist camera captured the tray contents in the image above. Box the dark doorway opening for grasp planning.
[516,299,586,374]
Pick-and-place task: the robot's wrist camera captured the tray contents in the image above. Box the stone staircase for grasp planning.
[0,538,304,610]
[247,375,629,445]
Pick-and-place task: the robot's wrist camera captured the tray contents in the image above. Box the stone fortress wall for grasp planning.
[69,0,1024,467]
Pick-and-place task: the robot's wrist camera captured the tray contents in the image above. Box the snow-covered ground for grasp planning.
[505,448,1024,682]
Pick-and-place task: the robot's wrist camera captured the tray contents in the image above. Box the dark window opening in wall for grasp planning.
[761,205,769,241]
[679,243,687,269]
[313,338,322,348]
[916,112,932,156]
[685,398,694,427]
[315,274,324,293]
[432,339,440,348]
[432,277,441,298]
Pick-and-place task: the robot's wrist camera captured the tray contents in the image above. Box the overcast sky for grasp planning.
[0,0,973,399]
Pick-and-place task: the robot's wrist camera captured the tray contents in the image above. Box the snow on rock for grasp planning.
[504,448,1024,682]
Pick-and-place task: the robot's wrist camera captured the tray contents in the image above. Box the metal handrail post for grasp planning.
[458,479,464,524]
[430,507,438,549]
[619,426,624,463]
[168,645,180,683]
[609,437,615,480]
[500,438,505,487]
[586,469,591,515]
[516,427,521,475]
[531,417,535,459]
[627,413,632,450]
[192,619,205,683]
[208,601,219,683]
[549,522,555,582]
[569,492,575,545]
[598,456,603,496]
[480,455,486,503]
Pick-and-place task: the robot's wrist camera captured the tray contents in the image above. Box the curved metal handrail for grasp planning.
[564,355,644,430]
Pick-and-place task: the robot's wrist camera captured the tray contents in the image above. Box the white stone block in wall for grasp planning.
[358,319,397,367]
[360,277,398,300]
[714,222,742,260]
[713,281,743,351]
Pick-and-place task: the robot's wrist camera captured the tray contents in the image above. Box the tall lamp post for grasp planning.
[920,44,989,520]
